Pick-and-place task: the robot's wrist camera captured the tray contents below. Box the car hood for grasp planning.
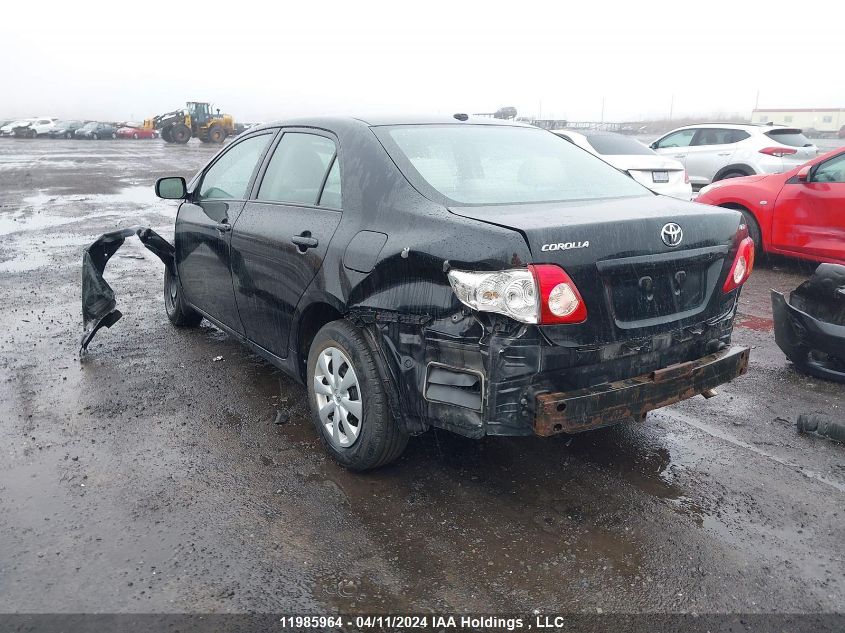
[599,154,685,172]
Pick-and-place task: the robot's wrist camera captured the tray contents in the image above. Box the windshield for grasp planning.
[81,122,98,130]
[583,133,654,156]
[765,129,813,147]
[379,125,649,205]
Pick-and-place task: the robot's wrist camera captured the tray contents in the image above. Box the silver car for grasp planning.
[650,123,818,188]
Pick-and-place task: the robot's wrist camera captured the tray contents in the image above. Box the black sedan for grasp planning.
[49,120,87,139]
[82,115,752,470]
[75,122,116,140]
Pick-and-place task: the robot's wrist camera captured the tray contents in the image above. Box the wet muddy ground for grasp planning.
[0,139,842,614]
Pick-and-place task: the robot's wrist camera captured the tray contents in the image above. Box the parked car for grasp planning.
[697,147,845,265]
[651,124,818,188]
[0,118,34,137]
[75,122,117,140]
[553,129,692,200]
[12,117,59,138]
[48,120,87,139]
[83,115,753,470]
[116,126,158,139]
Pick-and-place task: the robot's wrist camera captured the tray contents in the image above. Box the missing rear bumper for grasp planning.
[533,345,750,436]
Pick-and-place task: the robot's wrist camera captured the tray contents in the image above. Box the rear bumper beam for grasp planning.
[533,345,750,436]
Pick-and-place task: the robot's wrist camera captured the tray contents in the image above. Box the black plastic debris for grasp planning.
[797,414,845,443]
[81,226,176,353]
[771,263,845,383]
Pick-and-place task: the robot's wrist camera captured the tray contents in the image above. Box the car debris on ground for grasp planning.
[797,413,845,443]
[772,263,845,383]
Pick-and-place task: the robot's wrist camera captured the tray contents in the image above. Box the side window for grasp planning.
[656,129,695,148]
[257,133,337,205]
[728,130,750,143]
[318,158,342,209]
[199,134,272,200]
[812,154,845,183]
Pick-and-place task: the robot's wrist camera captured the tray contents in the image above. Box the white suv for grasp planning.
[650,123,818,188]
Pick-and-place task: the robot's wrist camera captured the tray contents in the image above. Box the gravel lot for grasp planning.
[0,138,843,615]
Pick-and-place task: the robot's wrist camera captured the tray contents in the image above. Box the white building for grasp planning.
[751,108,845,133]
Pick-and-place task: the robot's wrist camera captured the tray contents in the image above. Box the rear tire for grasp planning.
[133,132,139,139]
[92,133,99,140]
[207,124,226,143]
[164,267,202,327]
[161,126,173,143]
[307,320,409,471]
[717,170,748,181]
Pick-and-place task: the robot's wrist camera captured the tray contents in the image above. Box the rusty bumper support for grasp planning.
[534,345,750,436]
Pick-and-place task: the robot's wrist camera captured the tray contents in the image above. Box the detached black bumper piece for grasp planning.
[81,226,175,352]
[771,263,845,384]
[533,345,750,436]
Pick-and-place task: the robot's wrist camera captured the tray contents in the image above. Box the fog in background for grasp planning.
[3,0,843,123]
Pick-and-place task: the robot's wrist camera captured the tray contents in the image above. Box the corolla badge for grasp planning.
[541,241,589,252]
[661,223,683,247]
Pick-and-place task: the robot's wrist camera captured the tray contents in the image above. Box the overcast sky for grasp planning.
[3,1,843,123]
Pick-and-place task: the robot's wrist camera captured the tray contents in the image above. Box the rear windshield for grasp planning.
[765,129,812,147]
[378,125,649,205]
[583,133,654,156]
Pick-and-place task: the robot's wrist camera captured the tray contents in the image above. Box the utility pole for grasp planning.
[600,97,605,124]
[754,89,760,110]
[669,94,674,121]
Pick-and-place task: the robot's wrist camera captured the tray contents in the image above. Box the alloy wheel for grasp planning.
[313,346,362,448]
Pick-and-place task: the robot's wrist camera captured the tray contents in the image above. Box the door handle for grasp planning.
[675,154,686,159]
[717,152,731,156]
[214,221,231,233]
[291,232,318,252]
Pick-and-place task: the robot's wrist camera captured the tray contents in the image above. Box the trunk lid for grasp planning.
[449,195,743,346]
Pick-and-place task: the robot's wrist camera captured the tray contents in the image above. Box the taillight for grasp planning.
[759,146,798,157]
[683,170,690,184]
[529,264,587,324]
[446,265,587,325]
[723,237,755,293]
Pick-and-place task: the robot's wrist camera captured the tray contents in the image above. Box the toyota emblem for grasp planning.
[661,223,683,247]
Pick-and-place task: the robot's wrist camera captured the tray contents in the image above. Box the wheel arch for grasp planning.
[713,164,755,181]
[295,300,344,381]
[718,202,765,251]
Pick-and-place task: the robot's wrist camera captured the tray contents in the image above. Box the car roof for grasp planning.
[249,114,534,134]
[668,122,791,131]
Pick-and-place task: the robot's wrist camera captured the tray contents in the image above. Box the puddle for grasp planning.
[736,313,774,331]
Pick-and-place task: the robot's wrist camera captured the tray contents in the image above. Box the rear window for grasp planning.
[378,125,649,205]
[583,133,653,155]
[765,129,812,147]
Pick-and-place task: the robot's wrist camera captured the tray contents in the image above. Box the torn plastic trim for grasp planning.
[771,263,845,384]
[81,226,175,353]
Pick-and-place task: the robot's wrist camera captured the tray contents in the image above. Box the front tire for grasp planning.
[92,133,99,140]
[171,124,191,144]
[164,267,202,327]
[307,320,408,471]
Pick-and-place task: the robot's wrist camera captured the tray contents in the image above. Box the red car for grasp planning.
[697,147,845,265]
[116,126,158,140]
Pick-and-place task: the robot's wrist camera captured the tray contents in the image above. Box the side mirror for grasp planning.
[649,141,658,150]
[155,176,187,199]
[796,165,812,182]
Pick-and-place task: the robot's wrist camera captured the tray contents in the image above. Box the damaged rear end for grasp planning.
[419,196,753,437]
